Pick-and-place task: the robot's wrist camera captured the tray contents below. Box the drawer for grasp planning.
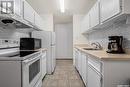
[88,55,102,72]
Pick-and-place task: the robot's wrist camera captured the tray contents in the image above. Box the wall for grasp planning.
[0,29,29,40]
[73,14,89,44]
[55,23,73,59]
[40,14,54,31]
[88,22,130,51]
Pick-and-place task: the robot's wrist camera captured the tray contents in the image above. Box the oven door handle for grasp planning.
[23,54,42,64]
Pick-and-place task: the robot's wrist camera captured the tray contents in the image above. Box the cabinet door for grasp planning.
[78,51,82,75]
[73,49,76,66]
[23,0,35,24]
[81,53,87,86]
[75,50,78,69]
[88,65,101,87]
[35,12,44,30]
[81,14,90,33]
[90,1,100,28]
[100,0,121,22]
[14,0,22,17]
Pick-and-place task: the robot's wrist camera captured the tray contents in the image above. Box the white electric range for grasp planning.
[0,39,43,87]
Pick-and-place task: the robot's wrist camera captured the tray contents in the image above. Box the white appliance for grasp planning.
[41,50,47,78]
[0,39,42,87]
[32,31,56,74]
[0,50,42,87]
[22,51,42,87]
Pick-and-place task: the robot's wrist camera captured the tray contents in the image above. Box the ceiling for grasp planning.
[26,0,96,24]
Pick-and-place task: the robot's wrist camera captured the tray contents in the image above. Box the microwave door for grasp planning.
[35,39,41,49]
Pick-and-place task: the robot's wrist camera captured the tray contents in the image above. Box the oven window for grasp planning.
[29,60,40,83]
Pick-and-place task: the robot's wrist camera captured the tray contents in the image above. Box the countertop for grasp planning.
[74,45,130,61]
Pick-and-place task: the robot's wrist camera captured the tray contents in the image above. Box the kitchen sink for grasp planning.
[83,48,101,50]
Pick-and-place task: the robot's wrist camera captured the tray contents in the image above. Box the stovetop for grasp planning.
[0,50,41,61]
[0,39,41,61]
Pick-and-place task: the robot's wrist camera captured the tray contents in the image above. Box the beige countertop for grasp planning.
[74,45,130,61]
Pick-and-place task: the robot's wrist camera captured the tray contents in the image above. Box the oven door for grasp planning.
[22,53,42,87]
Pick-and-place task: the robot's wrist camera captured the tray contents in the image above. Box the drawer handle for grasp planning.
[88,63,102,77]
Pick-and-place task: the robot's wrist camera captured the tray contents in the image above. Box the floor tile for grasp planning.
[42,60,85,87]
[58,80,69,87]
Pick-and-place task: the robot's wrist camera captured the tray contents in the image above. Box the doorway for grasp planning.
[55,23,73,59]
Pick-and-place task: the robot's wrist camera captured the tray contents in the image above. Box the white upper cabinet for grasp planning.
[100,0,121,22]
[14,0,23,17]
[89,1,100,28]
[0,0,46,30]
[1,0,23,17]
[100,0,130,23]
[81,13,90,33]
[81,1,100,33]
[23,0,35,24]
[34,12,44,30]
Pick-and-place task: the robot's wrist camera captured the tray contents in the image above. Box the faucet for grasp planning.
[91,42,102,50]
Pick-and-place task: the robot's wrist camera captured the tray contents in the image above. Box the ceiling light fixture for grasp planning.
[60,0,65,13]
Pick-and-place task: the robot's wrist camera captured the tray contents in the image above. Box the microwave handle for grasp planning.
[23,54,42,64]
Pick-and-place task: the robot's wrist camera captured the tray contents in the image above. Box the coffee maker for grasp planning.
[107,36,124,54]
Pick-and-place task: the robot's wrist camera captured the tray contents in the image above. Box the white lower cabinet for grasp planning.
[88,57,102,87]
[88,65,101,87]
[73,49,87,86]
[73,48,130,87]
[81,53,87,86]
[73,48,79,69]
[75,49,81,72]
[73,49,102,87]
[78,51,82,75]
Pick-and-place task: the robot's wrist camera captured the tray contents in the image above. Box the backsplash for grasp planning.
[87,22,130,50]
[0,29,30,40]
[0,29,30,47]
